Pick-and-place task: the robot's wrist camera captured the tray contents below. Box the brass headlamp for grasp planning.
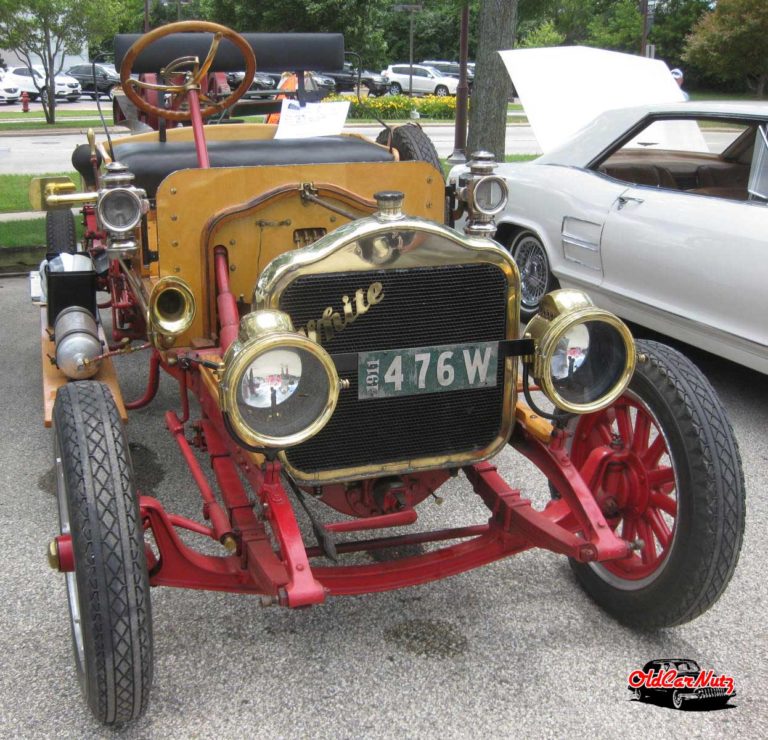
[524,289,636,414]
[220,310,340,449]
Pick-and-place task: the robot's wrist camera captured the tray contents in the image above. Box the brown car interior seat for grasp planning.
[600,163,678,189]
[692,163,750,200]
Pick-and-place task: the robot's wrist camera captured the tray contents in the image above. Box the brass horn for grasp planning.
[148,276,196,342]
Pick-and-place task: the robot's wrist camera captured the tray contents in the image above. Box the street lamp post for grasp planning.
[448,4,470,164]
[393,4,422,96]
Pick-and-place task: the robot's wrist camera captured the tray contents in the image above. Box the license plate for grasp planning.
[358,341,498,400]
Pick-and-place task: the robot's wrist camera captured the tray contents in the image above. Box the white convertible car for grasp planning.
[451,48,768,374]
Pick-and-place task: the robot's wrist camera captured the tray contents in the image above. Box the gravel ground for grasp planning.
[0,274,766,739]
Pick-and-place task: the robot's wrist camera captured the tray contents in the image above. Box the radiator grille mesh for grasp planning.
[278,263,509,475]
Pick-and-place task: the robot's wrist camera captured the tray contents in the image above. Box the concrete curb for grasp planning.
[0,211,46,222]
[0,126,128,138]
[0,245,44,271]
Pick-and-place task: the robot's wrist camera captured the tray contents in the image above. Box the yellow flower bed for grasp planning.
[326,93,459,120]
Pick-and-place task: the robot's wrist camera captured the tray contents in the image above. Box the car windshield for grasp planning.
[423,66,441,77]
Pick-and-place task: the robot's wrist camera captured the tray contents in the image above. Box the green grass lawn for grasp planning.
[688,90,763,101]
[0,172,79,213]
[0,218,46,248]
[0,108,103,120]
[0,119,120,131]
[0,217,84,249]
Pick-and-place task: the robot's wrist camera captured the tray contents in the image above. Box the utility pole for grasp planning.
[393,4,422,96]
[449,4,470,164]
[640,0,649,56]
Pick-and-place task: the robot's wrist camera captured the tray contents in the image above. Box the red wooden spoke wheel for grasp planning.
[566,339,745,629]
[570,392,678,584]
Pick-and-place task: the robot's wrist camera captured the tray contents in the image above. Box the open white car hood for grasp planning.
[499,46,686,153]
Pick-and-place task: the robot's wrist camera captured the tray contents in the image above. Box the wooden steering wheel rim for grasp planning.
[119,20,256,123]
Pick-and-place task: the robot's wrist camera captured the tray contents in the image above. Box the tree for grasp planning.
[202,0,390,70]
[518,0,596,45]
[467,0,518,160]
[648,0,709,70]
[584,0,643,53]
[0,0,121,122]
[684,0,768,97]
[518,19,565,48]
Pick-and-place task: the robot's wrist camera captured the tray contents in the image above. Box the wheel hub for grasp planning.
[571,396,678,581]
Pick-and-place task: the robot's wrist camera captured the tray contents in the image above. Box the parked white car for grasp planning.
[450,47,768,375]
[3,66,81,102]
[0,70,20,104]
[452,101,768,374]
[381,64,458,96]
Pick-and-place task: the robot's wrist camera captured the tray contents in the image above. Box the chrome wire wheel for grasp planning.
[511,231,556,317]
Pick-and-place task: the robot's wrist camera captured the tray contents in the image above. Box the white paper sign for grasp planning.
[274,99,350,139]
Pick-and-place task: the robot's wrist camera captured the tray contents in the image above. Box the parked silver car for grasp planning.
[381,64,458,96]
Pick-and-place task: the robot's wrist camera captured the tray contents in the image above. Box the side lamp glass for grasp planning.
[472,175,508,216]
[524,289,636,414]
[97,187,143,234]
[220,310,340,449]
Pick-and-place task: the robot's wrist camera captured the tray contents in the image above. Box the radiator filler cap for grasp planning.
[374,190,405,221]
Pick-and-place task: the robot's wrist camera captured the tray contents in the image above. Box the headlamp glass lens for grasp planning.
[549,320,627,405]
[240,349,302,409]
[235,347,331,440]
[474,176,507,214]
[100,189,140,231]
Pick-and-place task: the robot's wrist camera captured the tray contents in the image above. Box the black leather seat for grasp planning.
[108,136,395,198]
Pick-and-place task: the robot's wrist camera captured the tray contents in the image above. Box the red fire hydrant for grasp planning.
[21,91,29,113]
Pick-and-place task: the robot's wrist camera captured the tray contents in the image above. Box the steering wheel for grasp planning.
[119,20,256,123]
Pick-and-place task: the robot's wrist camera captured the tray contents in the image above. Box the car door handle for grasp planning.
[616,195,644,210]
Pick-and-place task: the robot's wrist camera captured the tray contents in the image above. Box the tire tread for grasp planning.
[46,209,77,254]
[571,339,745,628]
[376,124,442,174]
[54,381,152,724]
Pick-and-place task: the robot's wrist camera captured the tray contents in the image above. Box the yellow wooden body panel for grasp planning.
[152,161,444,344]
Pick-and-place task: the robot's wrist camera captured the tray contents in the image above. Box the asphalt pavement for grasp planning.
[0,274,766,738]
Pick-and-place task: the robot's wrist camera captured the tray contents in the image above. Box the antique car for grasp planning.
[29,22,745,725]
[628,658,736,709]
[456,46,768,374]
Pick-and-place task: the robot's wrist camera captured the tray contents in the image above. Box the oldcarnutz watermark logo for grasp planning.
[627,659,736,710]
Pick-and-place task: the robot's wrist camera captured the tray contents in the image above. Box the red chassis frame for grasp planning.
[53,81,633,608]
[53,245,633,609]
